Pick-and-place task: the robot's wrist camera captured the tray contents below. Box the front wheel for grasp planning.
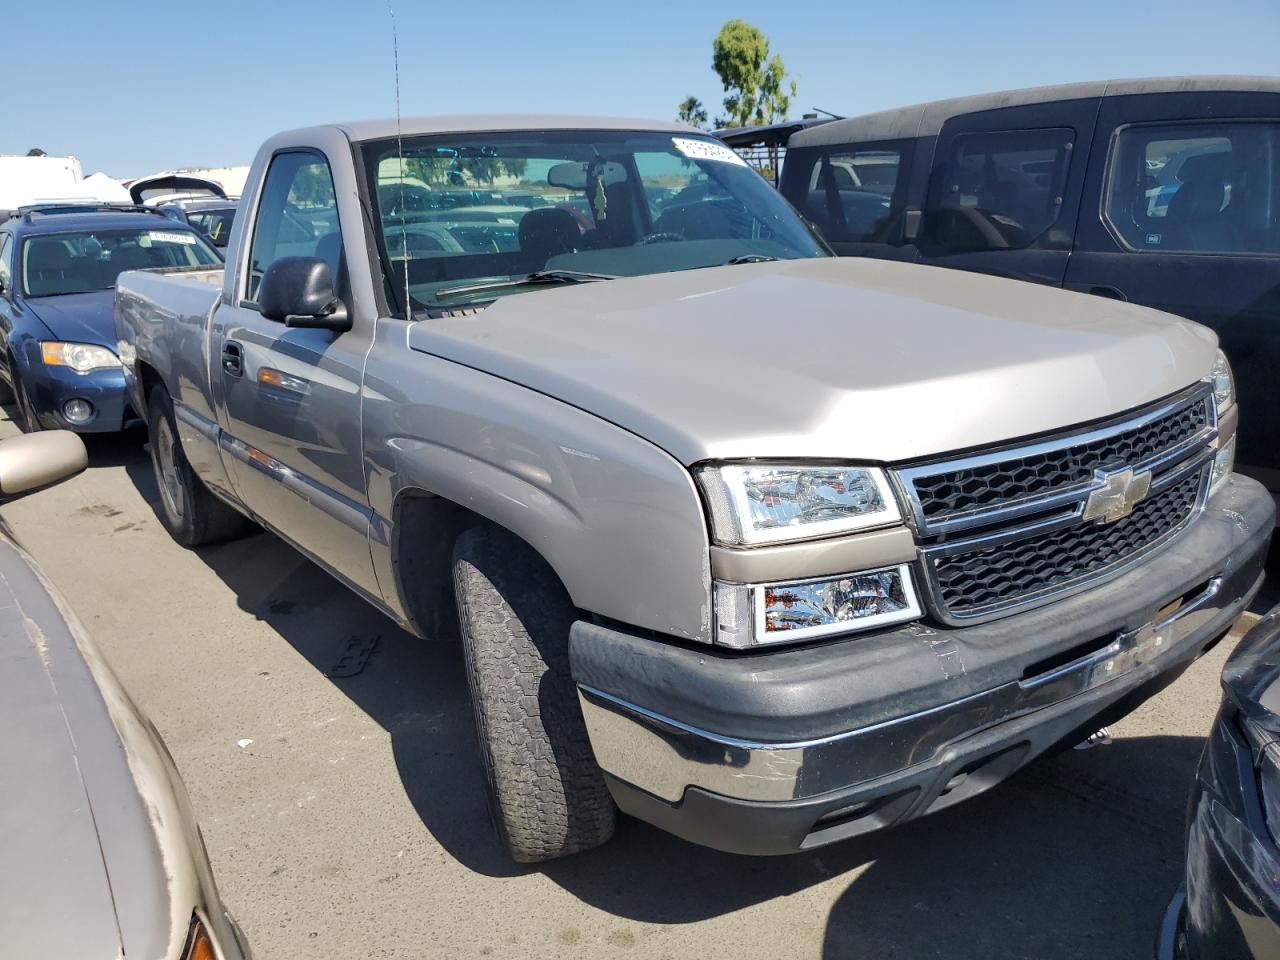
[147,385,250,546]
[10,363,41,433]
[452,525,616,863]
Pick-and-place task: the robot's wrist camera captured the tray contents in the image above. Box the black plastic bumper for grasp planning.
[571,475,1273,856]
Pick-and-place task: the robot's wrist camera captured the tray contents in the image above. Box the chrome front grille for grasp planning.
[896,384,1217,624]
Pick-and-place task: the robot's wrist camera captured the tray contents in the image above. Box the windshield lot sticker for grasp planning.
[673,137,749,167]
[149,231,198,245]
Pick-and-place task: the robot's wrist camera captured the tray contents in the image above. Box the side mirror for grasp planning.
[0,431,87,498]
[258,256,351,331]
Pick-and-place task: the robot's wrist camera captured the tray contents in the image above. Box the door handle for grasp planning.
[222,340,244,378]
[1087,285,1128,302]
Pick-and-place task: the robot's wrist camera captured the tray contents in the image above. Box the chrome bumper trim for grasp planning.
[580,574,1228,804]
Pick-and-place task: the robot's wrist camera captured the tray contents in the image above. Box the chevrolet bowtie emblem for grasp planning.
[1082,466,1153,524]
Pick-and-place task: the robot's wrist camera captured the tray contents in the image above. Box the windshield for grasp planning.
[362,130,827,312]
[21,226,222,297]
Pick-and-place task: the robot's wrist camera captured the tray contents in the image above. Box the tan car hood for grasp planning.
[408,257,1218,466]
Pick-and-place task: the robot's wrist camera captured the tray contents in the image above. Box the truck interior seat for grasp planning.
[654,200,733,240]
[314,232,344,281]
[517,208,580,268]
[1166,159,1236,251]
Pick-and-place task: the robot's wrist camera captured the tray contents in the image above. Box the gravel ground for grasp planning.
[4,417,1271,960]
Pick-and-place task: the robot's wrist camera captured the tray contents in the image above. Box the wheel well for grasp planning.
[392,492,484,641]
[391,490,575,642]
[137,361,162,410]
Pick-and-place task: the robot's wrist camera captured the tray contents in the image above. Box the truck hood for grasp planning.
[408,257,1218,465]
[24,291,117,348]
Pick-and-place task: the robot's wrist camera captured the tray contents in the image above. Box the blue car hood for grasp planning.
[24,292,117,348]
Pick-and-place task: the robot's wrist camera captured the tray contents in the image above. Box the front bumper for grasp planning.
[23,363,137,433]
[570,475,1273,855]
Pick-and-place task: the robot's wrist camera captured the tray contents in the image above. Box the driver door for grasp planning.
[213,149,379,597]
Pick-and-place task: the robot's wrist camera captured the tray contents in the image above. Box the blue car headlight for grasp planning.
[40,341,121,374]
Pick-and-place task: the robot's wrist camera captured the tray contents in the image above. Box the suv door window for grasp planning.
[924,127,1074,252]
[794,144,907,243]
[1104,122,1280,254]
[246,150,342,301]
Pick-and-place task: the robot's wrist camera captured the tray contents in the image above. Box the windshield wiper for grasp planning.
[433,269,618,302]
[724,254,778,265]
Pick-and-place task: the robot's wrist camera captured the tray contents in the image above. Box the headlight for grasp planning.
[696,463,901,545]
[1210,349,1235,410]
[714,565,922,648]
[40,341,120,374]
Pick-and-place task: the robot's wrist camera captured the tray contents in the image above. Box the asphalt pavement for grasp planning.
[3,414,1270,960]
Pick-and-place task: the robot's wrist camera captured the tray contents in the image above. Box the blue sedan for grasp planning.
[0,209,222,432]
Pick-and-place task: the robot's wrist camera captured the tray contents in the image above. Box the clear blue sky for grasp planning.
[8,0,1279,176]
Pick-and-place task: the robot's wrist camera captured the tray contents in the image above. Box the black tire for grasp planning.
[11,363,41,433]
[0,358,16,407]
[147,385,251,546]
[452,525,616,863]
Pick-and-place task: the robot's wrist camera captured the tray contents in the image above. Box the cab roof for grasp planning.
[318,114,700,144]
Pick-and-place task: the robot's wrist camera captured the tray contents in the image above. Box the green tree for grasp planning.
[711,19,797,127]
[677,96,709,129]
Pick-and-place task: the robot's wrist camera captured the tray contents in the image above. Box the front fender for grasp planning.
[362,336,714,643]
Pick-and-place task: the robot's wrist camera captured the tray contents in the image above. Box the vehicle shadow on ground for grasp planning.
[119,448,1205,950]
[820,736,1202,959]
[0,404,147,468]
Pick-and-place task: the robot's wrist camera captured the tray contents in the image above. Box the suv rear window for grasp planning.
[1104,122,1280,255]
[924,127,1074,253]
[784,143,908,244]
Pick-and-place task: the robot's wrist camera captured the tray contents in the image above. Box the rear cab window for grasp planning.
[1104,122,1280,254]
[923,128,1074,252]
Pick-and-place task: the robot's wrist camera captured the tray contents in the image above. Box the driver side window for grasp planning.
[246,150,343,302]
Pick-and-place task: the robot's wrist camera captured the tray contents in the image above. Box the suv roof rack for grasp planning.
[20,203,168,223]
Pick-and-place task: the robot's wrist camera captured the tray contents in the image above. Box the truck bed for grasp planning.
[114,265,225,423]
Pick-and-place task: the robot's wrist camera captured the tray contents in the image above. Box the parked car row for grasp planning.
[7,80,1279,960]
[0,207,223,432]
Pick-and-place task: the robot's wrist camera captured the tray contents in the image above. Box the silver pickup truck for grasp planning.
[115,115,1272,863]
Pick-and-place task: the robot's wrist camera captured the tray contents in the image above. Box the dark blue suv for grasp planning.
[0,209,221,432]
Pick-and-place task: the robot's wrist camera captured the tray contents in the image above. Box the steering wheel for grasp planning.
[638,231,686,245]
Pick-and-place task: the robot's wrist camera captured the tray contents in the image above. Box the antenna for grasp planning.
[388,1,412,318]
[810,107,844,120]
